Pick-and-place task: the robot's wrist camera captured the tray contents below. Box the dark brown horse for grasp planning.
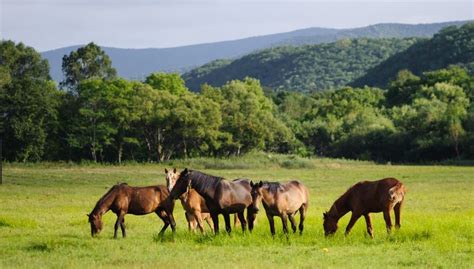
[169,169,255,234]
[250,180,309,236]
[323,178,406,238]
[87,183,176,238]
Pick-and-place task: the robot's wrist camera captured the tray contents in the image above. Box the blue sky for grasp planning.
[1,0,473,51]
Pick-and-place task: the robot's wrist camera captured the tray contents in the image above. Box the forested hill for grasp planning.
[183,38,419,92]
[352,22,474,88]
[42,21,468,82]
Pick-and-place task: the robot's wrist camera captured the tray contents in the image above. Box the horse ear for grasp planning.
[173,168,177,173]
[250,181,254,187]
[258,181,263,187]
[323,212,327,219]
[86,214,90,217]
[164,168,168,174]
[183,168,188,175]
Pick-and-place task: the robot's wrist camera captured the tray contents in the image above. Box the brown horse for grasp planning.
[323,178,406,238]
[170,169,255,234]
[87,183,176,238]
[165,168,213,232]
[250,180,309,236]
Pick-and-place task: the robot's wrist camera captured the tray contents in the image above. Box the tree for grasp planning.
[145,73,187,95]
[0,41,60,161]
[203,78,294,155]
[132,83,177,162]
[60,42,116,91]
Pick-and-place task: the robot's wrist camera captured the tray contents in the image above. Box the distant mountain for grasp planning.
[352,22,474,87]
[183,38,419,92]
[42,21,470,82]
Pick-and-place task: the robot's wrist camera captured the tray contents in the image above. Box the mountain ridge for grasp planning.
[41,20,471,82]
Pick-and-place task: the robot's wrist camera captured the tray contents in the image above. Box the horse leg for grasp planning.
[120,215,126,238]
[195,212,206,233]
[233,214,240,228]
[383,209,393,234]
[205,215,213,230]
[223,213,232,234]
[394,200,403,229]
[298,204,307,235]
[114,212,125,239]
[156,210,170,236]
[288,214,297,233]
[237,211,247,233]
[168,211,176,233]
[247,207,256,232]
[267,214,275,236]
[364,214,374,238]
[345,213,361,236]
[211,213,219,234]
[281,214,289,235]
[185,212,193,232]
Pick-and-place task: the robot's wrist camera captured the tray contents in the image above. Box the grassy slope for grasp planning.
[0,157,473,268]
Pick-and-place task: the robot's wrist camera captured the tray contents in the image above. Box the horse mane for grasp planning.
[328,183,357,217]
[90,183,126,216]
[187,170,224,195]
[262,181,287,193]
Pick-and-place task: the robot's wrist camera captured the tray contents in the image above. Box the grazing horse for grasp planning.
[323,178,406,238]
[165,168,213,232]
[170,168,255,234]
[250,180,309,236]
[87,183,176,238]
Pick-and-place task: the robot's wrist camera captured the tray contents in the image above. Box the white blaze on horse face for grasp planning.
[166,170,180,192]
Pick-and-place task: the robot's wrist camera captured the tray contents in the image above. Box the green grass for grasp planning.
[0,156,473,268]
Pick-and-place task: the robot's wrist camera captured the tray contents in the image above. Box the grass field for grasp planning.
[0,154,473,268]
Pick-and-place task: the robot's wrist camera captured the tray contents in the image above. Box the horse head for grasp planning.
[250,181,264,213]
[87,213,103,237]
[165,168,180,192]
[169,168,191,200]
[323,210,338,236]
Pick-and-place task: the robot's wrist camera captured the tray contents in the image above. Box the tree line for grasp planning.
[1,40,473,163]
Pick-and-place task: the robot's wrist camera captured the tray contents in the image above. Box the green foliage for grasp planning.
[60,42,117,90]
[184,38,418,92]
[354,22,474,87]
[0,41,61,161]
[145,72,187,95]
[202,78,296,155]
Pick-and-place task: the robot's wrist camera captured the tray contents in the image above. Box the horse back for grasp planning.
[215,179,252,212]
[350,178,404,212]
[123,185,171,215]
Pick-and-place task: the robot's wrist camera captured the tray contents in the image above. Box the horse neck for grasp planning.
[329,191,351,220]
[261,184,276,205]
[190,174,219,200]
[91,187,118,218]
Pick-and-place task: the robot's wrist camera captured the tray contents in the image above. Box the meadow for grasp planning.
[0,154,473,268]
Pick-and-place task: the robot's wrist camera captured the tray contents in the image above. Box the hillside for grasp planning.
[41,21,469,82]
[352,22,474,87]
[183,38,419,92]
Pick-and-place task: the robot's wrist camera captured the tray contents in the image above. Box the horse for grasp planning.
[323,177,406,238]
[169,168,255,234]
[250,180,309,236]
[87,183,176,238]
[165,168,213,232]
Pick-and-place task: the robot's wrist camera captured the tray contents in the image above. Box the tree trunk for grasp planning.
[183,138,187,159]
[118,142,123,164]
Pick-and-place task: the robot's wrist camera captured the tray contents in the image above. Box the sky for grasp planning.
[1,0,473,52]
